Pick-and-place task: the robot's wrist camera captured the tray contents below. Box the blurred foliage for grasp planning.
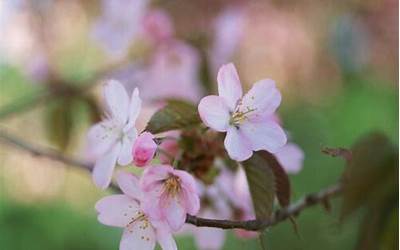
[342,132,398,250]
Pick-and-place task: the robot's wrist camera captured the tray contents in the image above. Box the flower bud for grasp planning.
[132,132,157,167]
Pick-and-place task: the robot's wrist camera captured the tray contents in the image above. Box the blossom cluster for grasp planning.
[88,60,304,249]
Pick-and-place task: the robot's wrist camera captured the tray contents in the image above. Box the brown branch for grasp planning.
[0,129,343,231]
[0,129,91,170]
[186,183,342,230]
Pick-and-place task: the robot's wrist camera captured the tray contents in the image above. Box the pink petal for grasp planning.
[198,95,230,132]
[224,127,253,161]
[140,165,173,192]
[217,63,243,110]
[95,194,139,227]
[117,128,137,165]
[241,79,281,120]
[155,222,177,250]
[86,121,118,159]
[116,172,143,200]
[92,143,121,189]
[163,198,186,231]
[274,143,304,174]
[141,192,163,221]
[120,221,156,250]
[181,187,200,215]
[104,80,129,124]
[173,169,198,193]
[240,120,287,153]
[127,88,142,129]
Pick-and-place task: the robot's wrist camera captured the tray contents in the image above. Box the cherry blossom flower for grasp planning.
[141,165,200,231]
[210,8,245,75]
[198,63,287,161]
[87,80,141,189]
[274,143,304,174]
[138,41,203,102]
[142,9,174,45]
[91,0,148,58]
[132,132,157,167]
[96,172,177,250]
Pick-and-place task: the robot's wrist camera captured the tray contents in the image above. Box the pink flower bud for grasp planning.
[132,132,157,167]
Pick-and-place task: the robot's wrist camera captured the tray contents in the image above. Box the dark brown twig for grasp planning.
[0,129,342,231]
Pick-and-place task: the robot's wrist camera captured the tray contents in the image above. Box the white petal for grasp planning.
[95,195,140,227]
[163,198,186,231]
[240,120,287,153]
[155,223,177,250]
[120,221,156,250]
[92,143,121,189]
[127,88,142,129]
[104,80,130,124]
[217,63,243,110]
[116,172,143,201]
[118,128,137,165]
[274,143,304,174]
[198,95,230,132]
[224,127,252,161]
[86,121,118,159]
[240,79,281,120]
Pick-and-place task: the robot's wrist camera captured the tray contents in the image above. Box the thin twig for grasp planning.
[0,129,92,170]
[0,129,343,231]
[186,183,342,230]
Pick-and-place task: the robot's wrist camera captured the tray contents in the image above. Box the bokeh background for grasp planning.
[0,0,398,249]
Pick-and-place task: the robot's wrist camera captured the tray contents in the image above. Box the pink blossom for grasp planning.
[198,63,287,161]
[158,132,180,164]
[232,168,258,239]
[192,209,226,250]
[210,8,245,75]
[274,143,304,174]
[87,80,141,189]
[132,132,157,167]
[140,165,200,231]
[96,172,177,250]
[137,41,203,102]
[91,0,148,58]
[142,9,174,45]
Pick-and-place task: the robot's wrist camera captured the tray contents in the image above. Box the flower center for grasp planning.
[127,210,148,228]
[163,176,181,196]
[229,107,256,126]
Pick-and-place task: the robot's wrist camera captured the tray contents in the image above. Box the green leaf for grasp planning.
[341,131,398,219]
[243,151,276,220]
[145,100,201,134]
[265,153,291,207]
[44,98,74,151]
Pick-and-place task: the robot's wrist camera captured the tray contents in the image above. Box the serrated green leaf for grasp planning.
[145,100,201,134]
[341,131,398,219]
[243,151,276,220]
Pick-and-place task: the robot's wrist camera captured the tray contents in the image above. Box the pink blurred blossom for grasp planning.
[87,80,141,189]
[274,143,304,174]
[132,132,157,167]
[95,172,177,250]
[141,9,174,45]
[140,165,200,231]
[198,63,287,161]
[138,41,203,102]
[210,8,245,75]
[91,0,148,58]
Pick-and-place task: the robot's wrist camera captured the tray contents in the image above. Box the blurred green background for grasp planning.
[0,0,398,249]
